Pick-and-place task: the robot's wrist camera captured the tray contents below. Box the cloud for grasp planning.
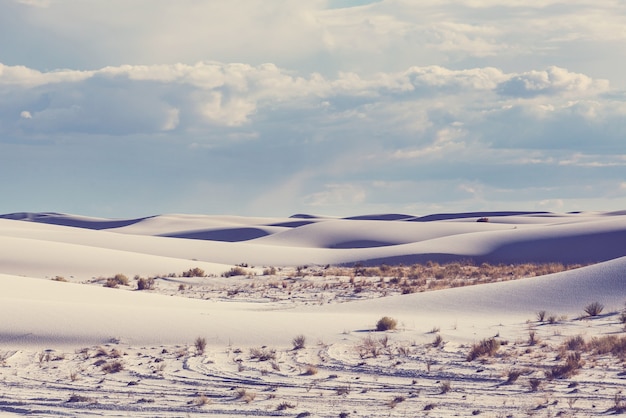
[497,66,609,97]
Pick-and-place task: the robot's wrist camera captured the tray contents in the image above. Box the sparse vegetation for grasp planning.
[222,266,248,277]
[292,334,306,350]
[235,388,256,403]
[101,360,124,374]
[195,337,207,355]
[583,301,604,317]
[440,380,452,393]
[277,401,296,410]
[467,338,500,361]
[376,316,397,331]
[547,351,583,379]
[183,267,205,278]
[249,347,276,361]
[137,277,155,290]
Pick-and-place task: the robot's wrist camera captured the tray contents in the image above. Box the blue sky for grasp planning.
[1,0,625,217]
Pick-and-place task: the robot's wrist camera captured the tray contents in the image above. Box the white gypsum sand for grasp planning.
[0,210,625,416]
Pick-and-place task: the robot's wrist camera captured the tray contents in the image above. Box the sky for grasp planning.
[1,0,625,218]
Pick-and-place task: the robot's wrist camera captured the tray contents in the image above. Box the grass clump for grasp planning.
[547,352,583,379]
[249,347,276,361]
[376,316,397,331]
[101,360,124,374]
[583,301,604,317]
[467,337,500,361]
[222,266,248,277]
[195,337,207,355]
[292,334,306,350]
[136,277,155,290]
[183,267,205,277]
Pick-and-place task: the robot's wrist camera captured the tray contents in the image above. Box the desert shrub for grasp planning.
[101,360,124,374]
[529,378,542,392]
[536,310,547,322]
[235,388,256,403]
[528,330,539,346]
[388,395,405,408]
[104,274,129,288]
[547,352,583,379]
[432,334,443,347]
[357,335,383,359]
[564,335,586,351]
[586,335,626,358]
[292,334,306,350]
[183,267,205,277]
[439,380,451,393]
[277,401,296,411]
[52,276,67,282]
[222,266,248,277]
[103,278,119,288]
[505,369,522,384]
[335,385,350,395]
[467,337,500,361]
[113,274,129,285]
[67,394,93,403]
[137,277,155,290]
[376,316,397,331]
[583,301,604,317]
[303,364,318,375]
[249,347,276,361]
[263,266,277,276]
[195,337,207,355]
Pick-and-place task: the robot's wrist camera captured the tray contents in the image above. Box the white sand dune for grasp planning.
[1,210,625,349]
[2,211,625,275]
[1,256,625,350]
[1,210,626,416]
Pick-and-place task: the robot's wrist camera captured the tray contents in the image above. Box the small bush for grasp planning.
[439,380,451,393]
[505,369,522,384]
[467,338,500,361]
[292,334,306,350]
[222,266,248,277]
[101,360,124,374]
[376,316,397,332]
[432,334,443,347]
[235,388,256,403]
[104,274,129,288]
[277,401,296,411]
[113,274,129,286]
[67,394,93,403]
[195,337,207,355]
[183,267,205,277]
[564,335,586,351]
[52,276,67,282]
[536,310,547,322]
[388,395,405,408]
[303,364,318,375]
[529,378,542,392]
[547,352,583,379]
[583,301,604,317]
[137,277,155,290]
[249,347,276,361]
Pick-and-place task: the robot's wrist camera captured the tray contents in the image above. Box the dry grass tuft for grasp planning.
[249,347,276,361]
[195,337,207,355]
[583,301,604,317]
[467,338,500,361]
[101,360,124,374]
[376,316,397,331]
[292,334,306,350]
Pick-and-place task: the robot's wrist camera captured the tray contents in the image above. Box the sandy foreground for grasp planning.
[1,211,626,417]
